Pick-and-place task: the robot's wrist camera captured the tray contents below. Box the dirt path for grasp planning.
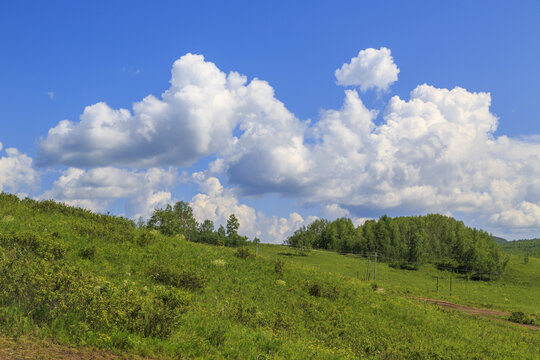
[416,297,540,331]
[0,336,155,360]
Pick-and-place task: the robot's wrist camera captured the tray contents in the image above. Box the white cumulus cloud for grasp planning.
[335,47,400,92]
[37,53,305,170]
[39,167,178,218]
[189,175,313,243]
[0,143,39,194]
[33,49,540,238]
[222,82,540,236]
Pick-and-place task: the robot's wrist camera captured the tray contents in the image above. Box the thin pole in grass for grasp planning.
[366,254,370,281]
[449,273,452,296]
[374,252,377,281]
[254,237,260,257]
[436,276,439,292]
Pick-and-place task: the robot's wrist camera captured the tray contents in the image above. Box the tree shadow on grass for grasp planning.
[277,252,307,257]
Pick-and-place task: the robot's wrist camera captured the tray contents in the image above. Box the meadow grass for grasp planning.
[0,195,538,359]
[253,244,540,315]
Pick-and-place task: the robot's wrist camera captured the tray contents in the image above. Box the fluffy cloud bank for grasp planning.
[190,174,314,243]
[38,167,178,218]
[0,143,38,194]
[34,49,540,238]
[335,47,400,92]
[37,53,301,169]
[34,166,311,243]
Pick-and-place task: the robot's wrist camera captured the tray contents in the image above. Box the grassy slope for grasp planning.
[0,197,538,359]
[501,238,540,258]
[254,245,540,315]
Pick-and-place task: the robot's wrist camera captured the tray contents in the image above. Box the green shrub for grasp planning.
[140,286,190,338]
[136,229,159,246]
[147,264,205,291]
[231,301,259,326]
[389,261,419,271]
[109,329,135,350]
[307,281,339,299]
[508,311,535,325]
[308,283,322,297]
[0,231,66,259]
[78,245,96,260]
[234,247,254,259]
[274,259,285,278]
[0,240,193,339]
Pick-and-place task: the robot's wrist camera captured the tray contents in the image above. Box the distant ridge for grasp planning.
[493,236,508,245]
[501,238,540,258]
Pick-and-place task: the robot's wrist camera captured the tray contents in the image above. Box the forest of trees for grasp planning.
[145,203,508,278]
[146,201,250,247]
[286,214,508,279]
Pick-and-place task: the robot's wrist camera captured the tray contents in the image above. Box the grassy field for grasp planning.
[0,195,539,359]
[253,244,540,314]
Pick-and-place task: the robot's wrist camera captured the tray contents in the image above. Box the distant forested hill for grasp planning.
[493,236,507,245]
[287,214,508,278]
[501,238,540,258]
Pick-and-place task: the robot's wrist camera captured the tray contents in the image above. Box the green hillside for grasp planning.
[501,238,540,258]
[0,193,538,359]
[287,215,508,279]
[493,236,508,245]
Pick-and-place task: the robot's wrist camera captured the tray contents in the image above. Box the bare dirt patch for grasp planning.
[0,336,154,360]
[416,297,540,331]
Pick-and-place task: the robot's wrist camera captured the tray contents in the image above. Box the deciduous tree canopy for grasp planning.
[286,214,508,278]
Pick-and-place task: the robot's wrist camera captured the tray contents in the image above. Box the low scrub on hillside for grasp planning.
[0,193,537,359]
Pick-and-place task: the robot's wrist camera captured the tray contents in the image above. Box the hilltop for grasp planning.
[0,193,538,359]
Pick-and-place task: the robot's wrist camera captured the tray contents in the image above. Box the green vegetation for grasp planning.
[148,201,249,247]
[256,244,540,315]
[287,215,509,279]
[493,236,507,245]
[501,238,540,258]
[0,193,538,359]
[508,312,536,326]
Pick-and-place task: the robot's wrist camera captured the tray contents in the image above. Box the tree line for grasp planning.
[286,214,508,278]
[145,201,253,247]
[500,238,540,258]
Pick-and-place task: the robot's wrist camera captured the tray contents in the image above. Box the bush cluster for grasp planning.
[136,229,160,246]
[234,247,254,259]
[0,231,66,260]
[78,244,96,260]
[389,261,418,271]
[307,281,338,299]
[274,259,285,278]
[508,311,535,325]
[0,233,190,341]
[147,264,205,291]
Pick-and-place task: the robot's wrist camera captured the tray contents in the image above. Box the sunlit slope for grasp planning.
[254,245,540,315]
[0,193,538,359]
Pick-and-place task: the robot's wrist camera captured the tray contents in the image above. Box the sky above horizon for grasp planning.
[1,1,540,242]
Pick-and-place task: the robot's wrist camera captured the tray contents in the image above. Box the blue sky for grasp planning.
[1,1,540,242]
